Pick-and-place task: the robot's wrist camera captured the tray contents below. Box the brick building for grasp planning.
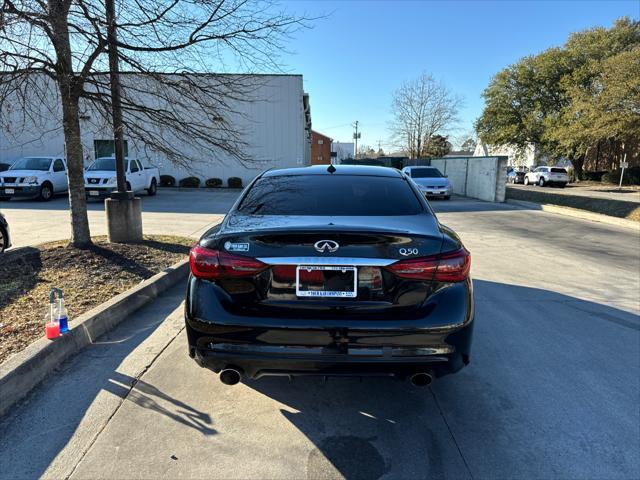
[310,130,332,165]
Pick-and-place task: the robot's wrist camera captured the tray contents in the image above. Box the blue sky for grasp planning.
[279,0,639,151]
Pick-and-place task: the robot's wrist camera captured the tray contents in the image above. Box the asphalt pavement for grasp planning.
[0,188,238,249]
[0,195,638,479]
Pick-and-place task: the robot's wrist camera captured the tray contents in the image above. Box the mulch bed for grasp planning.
[0,236,192,365]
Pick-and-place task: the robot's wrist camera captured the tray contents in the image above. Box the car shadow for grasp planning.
[244,279,639,479]
[1,280,638,479]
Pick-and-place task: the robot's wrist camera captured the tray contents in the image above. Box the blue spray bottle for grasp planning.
[52,288,69,334]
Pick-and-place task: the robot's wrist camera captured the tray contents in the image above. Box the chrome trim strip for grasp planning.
[256,256,396,266]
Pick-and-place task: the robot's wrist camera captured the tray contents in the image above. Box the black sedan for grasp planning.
[185,165,473,386]
[507,167,528,184]
[0,211,10,253]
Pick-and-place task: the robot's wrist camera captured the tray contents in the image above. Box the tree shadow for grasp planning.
[104,373,216,436]
[245,279,639,479]
[0,247,42,308]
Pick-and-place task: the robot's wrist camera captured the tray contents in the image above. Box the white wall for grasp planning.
[431,156,508,202]
[0,74,309,186]
[474,142,547,168]
[331,142,354,163]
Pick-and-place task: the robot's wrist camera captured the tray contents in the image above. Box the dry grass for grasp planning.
[0,235,192,365]
[506,187,640,222]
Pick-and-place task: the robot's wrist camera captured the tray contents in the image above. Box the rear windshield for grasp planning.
[551,168,567,173]
[410,168,443,178]
[238,175,423,216]
[9,157,51,171]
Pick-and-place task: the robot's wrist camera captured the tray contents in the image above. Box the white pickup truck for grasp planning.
[84,157,159,199]
[0,156,68,201]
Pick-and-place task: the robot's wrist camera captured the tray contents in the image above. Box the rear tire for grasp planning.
[39,182,53,201]
[146,178,157,196]
[0,225,7,253]
[126,181,132,192]
[538,177,545,187]
[559,183,566,188]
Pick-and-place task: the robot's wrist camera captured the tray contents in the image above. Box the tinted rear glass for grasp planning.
[410,168,443,178]
[551,168,566,173]
[238,175,423,216]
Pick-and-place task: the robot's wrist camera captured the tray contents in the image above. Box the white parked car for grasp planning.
[401,166,452,200]
[523,166,569,188]
[0,156,68,201]
[84,157,159,199]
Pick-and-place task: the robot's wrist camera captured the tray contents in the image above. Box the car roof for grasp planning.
[262,164,402,178]
[404,166,437,170]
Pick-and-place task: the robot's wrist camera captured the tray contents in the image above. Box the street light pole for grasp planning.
[105,0,129,199]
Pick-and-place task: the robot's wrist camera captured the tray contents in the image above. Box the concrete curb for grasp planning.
[0,258,189,418]
[506,199,640,231]
[158,187,243,192]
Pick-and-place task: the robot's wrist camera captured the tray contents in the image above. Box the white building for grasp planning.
[331,142,355,164]
[474,142,547,168]
[0,74,312,186]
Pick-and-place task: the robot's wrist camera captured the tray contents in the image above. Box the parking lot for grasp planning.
[1,192,639,479]
[0,189,239,249]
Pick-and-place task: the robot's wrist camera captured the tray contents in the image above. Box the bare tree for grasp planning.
[389,73,463,158]
[0,0,309,247]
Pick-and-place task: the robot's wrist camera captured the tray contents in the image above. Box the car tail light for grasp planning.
[189,245,267,280]
[386,248,470,282]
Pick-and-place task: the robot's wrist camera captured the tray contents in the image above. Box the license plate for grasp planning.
[4,188,14,194]
[89,190,99,196]
[296,265,357,298]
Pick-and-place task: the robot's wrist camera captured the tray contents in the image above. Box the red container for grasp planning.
[46,322,60,339]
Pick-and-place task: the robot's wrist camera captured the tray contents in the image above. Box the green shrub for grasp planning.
[227,177,243,188]
[179,176,201,188]
[159,175,176,187]
[580,171,607,182]
[602,167,640,185]
[205,177,223,188]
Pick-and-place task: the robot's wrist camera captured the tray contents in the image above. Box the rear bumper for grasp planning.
[420,188,451,197]
[0,186,40,198]
[191,344,470,379]
[185,277,474,379]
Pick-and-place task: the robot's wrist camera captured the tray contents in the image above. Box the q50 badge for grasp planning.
[399,248,419,256]
[224,241,249,252]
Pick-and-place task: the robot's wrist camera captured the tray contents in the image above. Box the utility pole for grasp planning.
[106,0,127,198]
[353,121,361,159]
[104,0,143,242]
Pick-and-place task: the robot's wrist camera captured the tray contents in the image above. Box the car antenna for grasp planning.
[327,165,336,174]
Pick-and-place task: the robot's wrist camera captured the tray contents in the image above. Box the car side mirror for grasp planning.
[444,174,448,178]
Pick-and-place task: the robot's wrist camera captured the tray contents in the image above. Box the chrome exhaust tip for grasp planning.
[409,372,433,387]
[219,368,242,385]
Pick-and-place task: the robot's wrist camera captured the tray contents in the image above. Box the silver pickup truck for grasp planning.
[84,157,159,199]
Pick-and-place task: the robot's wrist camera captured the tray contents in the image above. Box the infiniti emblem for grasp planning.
[314,240,339,253]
